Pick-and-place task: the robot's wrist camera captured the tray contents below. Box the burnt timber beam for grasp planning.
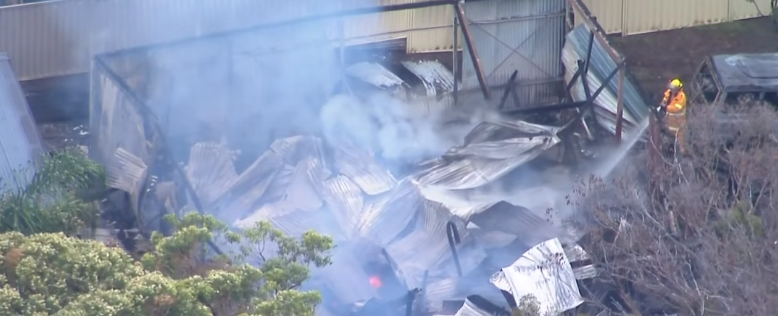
[454,2,492,100]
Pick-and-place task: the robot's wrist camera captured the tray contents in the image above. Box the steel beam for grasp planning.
[499,70,519,110]
[453,13,459,104]
[455,2,491,100]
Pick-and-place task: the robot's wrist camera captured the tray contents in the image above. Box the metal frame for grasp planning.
[459,0,566,103]
[691,58,725,104]
[91,0,501,255]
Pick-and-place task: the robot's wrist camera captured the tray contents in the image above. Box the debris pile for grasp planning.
[183,113,591,313]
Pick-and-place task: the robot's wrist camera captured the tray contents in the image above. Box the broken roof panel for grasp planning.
[185,142,238,205]
[401,60,455,97]
[490,238,583,316]
[564,24,648,133]
[415,120,560,190]
[710,53,778,92]
[321,175,365,239]
[346,62,407,91]
[424,278,508,312]
[454,296,511,316]
[0,52,44,194]
[356,179,422,246]
[333,145,397,195]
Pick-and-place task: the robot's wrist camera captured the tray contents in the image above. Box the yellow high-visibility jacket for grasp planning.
[662,89,687,132]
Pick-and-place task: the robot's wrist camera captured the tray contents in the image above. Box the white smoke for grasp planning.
[321,92,483,164]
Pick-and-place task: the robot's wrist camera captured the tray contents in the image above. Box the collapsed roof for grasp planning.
[182,114,591,313]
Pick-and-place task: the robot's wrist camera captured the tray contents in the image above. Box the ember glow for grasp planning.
[369,275,383,288]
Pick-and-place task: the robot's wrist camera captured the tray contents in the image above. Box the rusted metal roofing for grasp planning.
[0,52,44,193]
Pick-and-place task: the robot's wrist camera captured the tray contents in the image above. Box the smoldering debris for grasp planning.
[178,112,592,314]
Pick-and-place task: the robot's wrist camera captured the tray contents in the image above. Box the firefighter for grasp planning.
[660,78,688,154]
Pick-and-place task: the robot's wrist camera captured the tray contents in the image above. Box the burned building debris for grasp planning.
[82,1,653,315]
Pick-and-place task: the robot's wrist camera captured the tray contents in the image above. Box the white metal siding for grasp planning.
[0,0,461,81]
[462,0,566,106]
[0,53,44,193]
[578,0,774,36]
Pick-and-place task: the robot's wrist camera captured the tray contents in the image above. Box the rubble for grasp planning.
[182,114,592,314]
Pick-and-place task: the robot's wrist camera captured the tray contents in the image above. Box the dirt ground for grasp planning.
[610,17,778,102]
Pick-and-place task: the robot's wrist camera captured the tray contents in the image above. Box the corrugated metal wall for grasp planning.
[0,53,44,193]
[462,0,566,107]
[0,0,457,81]
[580,0,773,35]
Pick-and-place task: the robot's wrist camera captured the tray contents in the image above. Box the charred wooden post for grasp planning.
[454,1,491,100]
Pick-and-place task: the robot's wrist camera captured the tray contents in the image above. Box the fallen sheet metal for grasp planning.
[564,24,649,136]
[424,278,508,312]
[333,145,397,195]
[356,178,422,246]
[415,119,561,191]
[106,147,148,214]
[401,60,455,97]
[346,62,407,92]
[490,238,583,316]
[454,296,511,316]
[321,175,365,239]
[185,142,238,205]
[468,201,558,248]
[277,159,323,212]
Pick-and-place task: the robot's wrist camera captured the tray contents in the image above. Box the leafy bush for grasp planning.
[0,212,333,316]
[0,149,105,235]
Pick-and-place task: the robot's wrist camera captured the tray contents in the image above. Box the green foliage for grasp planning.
[715,200,764,238]
[0,212,334,316]
[0,150,105,235]
[512,294,543,316]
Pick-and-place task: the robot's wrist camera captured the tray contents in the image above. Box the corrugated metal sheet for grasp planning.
[408,5,457,52]
[461,0,565,106]
[0,0,455,81]
[90,64,151,225]
[490,238,583,315]
[578,0,772,36]
[729,0,773,20]
[0,52,43,193]
[622,0,729,35]
[341,0,411,45]
[580,0,623,34]
[563,23,649,136]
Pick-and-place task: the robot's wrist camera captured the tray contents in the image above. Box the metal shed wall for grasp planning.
[0,0,457,81]
[0,52,44,194]
[461,0,566,107]
[580,0,774,36]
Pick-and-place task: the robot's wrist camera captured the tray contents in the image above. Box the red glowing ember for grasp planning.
[369,275,383,288]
